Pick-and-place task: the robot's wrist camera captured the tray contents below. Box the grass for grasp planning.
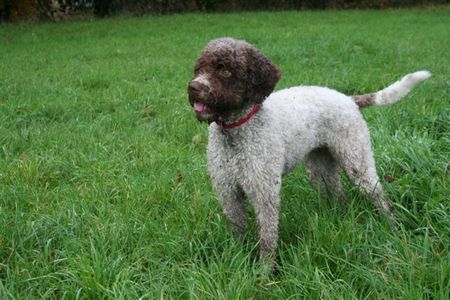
[0,8,449,299]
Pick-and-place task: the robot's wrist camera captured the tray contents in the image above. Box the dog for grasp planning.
[187,37,431,267]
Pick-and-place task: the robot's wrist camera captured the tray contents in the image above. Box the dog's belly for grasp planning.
[281,136,318,176]
[282,155,305,176]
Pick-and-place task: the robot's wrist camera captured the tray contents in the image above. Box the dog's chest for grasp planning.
[207,127,269,184]
[209,131,257,166]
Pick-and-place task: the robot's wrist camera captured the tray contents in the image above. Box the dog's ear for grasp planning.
[245,47,281,103]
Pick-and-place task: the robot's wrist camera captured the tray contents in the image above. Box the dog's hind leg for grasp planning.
[304,147,345,204]
[344,160,394,219]
[331,124,395,219]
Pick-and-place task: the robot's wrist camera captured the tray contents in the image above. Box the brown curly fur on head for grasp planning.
[188,37,281,122]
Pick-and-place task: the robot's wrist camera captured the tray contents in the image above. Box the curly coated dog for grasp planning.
[187,37,431,267]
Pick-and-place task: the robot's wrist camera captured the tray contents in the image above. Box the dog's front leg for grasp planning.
[247,180,281,270]
[215,185,248,238]
[257,197,280,264]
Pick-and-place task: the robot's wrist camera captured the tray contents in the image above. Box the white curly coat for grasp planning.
[205,71,430,263]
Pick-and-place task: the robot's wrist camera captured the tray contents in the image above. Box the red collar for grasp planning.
[215,103,261,129]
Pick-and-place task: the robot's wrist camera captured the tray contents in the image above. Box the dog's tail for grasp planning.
[352,70,431,108]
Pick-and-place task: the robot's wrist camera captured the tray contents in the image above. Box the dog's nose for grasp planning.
[188,80,208,93]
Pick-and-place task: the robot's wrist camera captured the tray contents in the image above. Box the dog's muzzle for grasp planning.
[188,80,210,101]
[188,80,214,122]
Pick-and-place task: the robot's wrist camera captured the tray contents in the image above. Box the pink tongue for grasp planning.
[194,102,207,112]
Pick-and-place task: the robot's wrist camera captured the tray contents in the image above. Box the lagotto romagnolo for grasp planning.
[187,37,431,268]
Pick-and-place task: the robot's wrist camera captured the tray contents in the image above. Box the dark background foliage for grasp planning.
[0,0,447,21]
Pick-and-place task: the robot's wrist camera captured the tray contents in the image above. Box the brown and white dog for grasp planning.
[188,37,431,269]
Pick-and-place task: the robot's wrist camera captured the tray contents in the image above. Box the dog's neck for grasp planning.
[215,102,261,130]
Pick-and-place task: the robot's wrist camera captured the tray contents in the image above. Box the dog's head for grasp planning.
[188,37,281,122]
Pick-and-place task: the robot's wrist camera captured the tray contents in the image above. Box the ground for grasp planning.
[0,8,448,299]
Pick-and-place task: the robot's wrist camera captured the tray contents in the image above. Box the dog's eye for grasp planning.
[216,63,231,77]
[221,70,232,77]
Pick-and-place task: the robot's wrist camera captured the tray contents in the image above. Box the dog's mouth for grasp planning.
[193,101,215,122]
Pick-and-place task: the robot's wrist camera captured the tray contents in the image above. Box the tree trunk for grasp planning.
[93,0,110,17]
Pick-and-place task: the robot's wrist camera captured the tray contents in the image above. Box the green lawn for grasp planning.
[0,8,449,299]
